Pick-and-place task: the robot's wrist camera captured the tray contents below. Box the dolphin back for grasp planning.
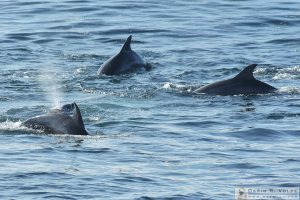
[194,64,277,95]
[23,103,89,135]
[97,35,148,75]
[233,64,257,81]
[120,35,132,52]
[23,113,68,134]
[72,103,88,134]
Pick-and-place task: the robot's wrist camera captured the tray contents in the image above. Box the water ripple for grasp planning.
[1,0,300,199]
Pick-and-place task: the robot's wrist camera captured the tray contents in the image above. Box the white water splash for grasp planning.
[38,66,63,108]
[0,120,46,134]
[255,66,300,80]
[278,86,300,94]
[273,66,300,80]
[162,82,173,89]
[163,82,187,89]
[0,120,23,131]
[163,82,193,92]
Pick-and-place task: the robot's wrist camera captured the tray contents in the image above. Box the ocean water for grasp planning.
[1,0,300,199]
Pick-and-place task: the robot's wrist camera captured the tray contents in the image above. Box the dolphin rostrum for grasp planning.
[194,64,277,95]
[97,35,150,75]
[22,103,88,135]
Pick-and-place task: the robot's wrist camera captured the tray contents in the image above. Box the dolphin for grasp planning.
[97,35,150,75]
[194,64,277,95]
[55,103,75,114]
[22,103,89,135]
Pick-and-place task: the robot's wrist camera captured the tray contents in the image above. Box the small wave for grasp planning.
[254,66,300,88]
[281,158,300,163]
[162,82,195,93]
[274,73,296,80]
[0,120,50,135]
[267,111,300,120]
[273,66,300,80]
[136,192,208,200]
[6,33,34,41]
[228,128,286,141]
[114,176,155,183]
[58,6,99,12]
[47,25,73,30]
[15,1,45,6]
[218,162,261,169]
[278,87,300,94]
[33,39,56,44]
[79,81,157,99]
[0,97,12,101]
[0,120,25,132]
[14,171,71,179]
[255,65,300,78]
[101,28,169,35]
[65,147,111,154]
[267,38,300,45]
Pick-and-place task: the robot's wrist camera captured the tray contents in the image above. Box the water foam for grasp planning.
[0,120,24,131]
[273,66,300,80]
[163,82,193,92]
[278,86,300,94]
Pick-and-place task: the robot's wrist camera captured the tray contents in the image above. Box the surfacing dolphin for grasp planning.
[194,64,277,95]
[22,103,88,135]
[97,35,150,75]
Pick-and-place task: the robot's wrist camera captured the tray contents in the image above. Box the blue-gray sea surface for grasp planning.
[1,0,300,199]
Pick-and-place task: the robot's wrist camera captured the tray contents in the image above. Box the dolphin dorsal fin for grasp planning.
[120,35,132,52]
[73,103,85,129]
[234,64,257,81]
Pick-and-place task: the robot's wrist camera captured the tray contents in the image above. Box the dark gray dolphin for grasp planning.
[22,103,88,135]
[54,103,75,114]
[194,64,277,95]
[97,35,150,75]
